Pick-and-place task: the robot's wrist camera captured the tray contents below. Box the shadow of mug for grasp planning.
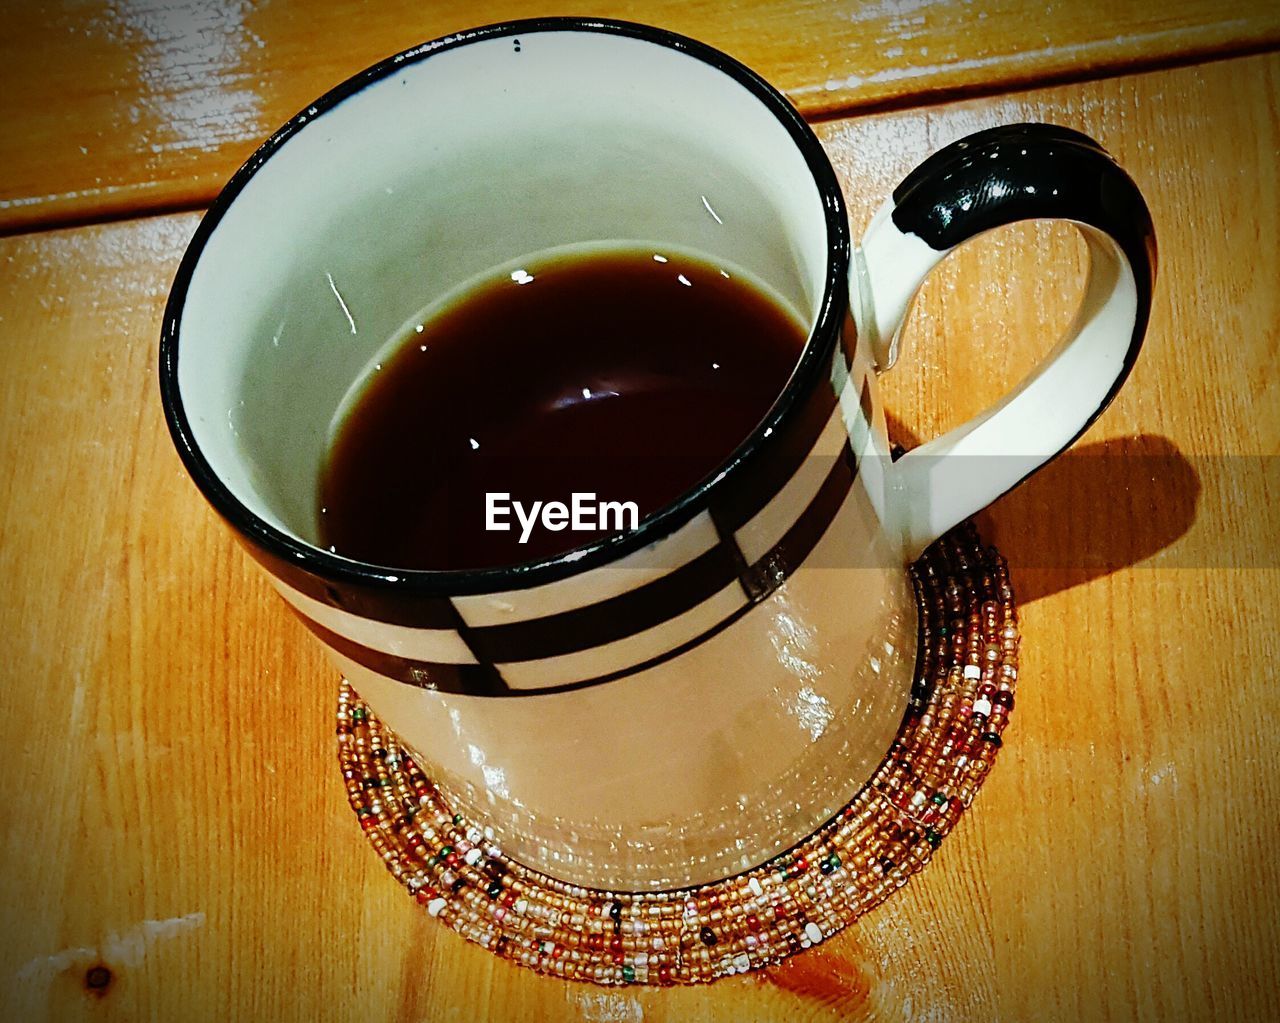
[887,418,1202,604]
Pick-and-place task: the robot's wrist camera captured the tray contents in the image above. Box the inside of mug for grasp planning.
[175,25,833,548]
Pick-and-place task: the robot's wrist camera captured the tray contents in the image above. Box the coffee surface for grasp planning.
[318,246,806,570]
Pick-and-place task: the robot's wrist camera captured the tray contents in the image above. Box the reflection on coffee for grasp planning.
[317,245,807,571]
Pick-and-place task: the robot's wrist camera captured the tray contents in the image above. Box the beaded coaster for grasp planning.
[336,522,1018,985]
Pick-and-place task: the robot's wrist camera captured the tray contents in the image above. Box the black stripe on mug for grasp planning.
[289,439,860,696]
[464,540,746,664]
[240,540,462,630]
[289,610,514,696]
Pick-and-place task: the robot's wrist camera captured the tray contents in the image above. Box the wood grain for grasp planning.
[1,52,1278,1022]
[2,0,1279,234]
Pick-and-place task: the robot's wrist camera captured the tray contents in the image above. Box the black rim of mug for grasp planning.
[158,17,852,596]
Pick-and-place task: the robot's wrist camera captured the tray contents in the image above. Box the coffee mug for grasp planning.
[159,18,1154,890]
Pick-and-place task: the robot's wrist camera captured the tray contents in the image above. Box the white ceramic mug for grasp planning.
[160,18,1154,890]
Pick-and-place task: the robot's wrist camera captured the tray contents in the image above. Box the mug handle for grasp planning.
[852,123,1156,559]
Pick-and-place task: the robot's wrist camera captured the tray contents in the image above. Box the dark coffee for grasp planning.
[318,246,806,570]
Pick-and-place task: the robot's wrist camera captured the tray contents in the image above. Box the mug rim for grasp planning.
[159,16,851,597]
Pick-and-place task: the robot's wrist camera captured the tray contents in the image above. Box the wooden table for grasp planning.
[2,3,1277,1021]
